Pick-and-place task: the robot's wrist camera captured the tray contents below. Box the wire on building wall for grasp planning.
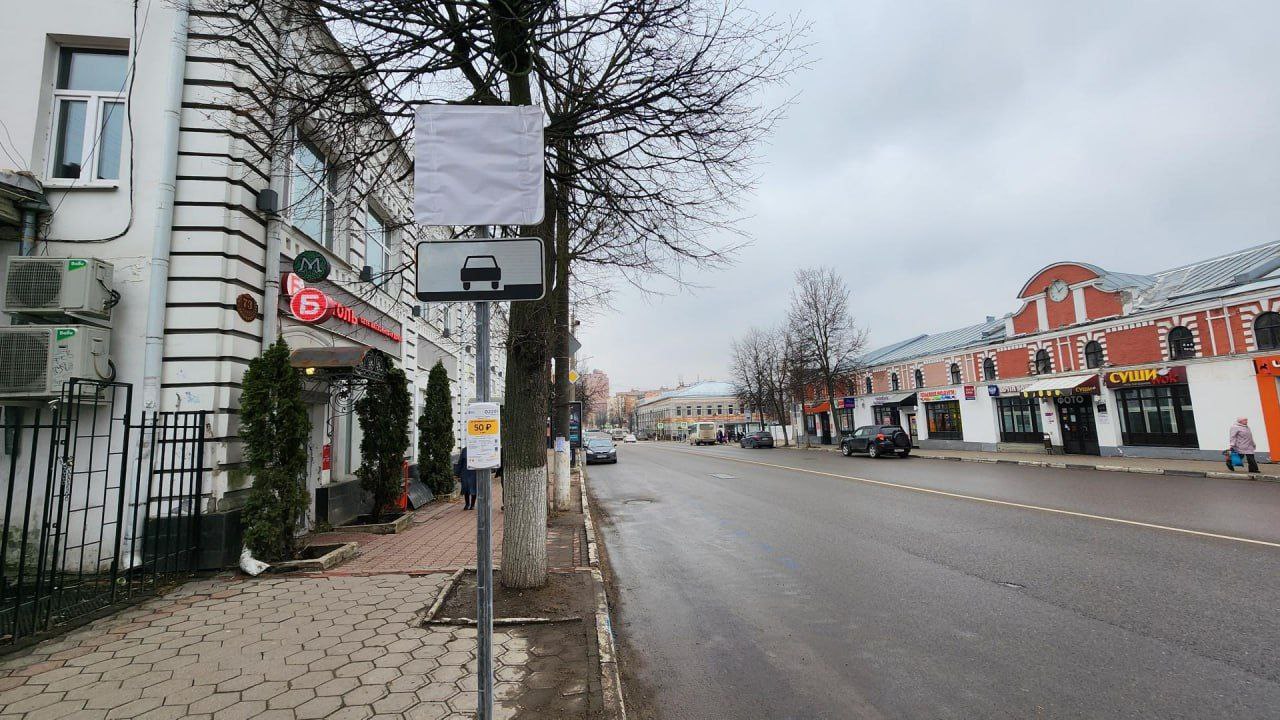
[41,0,149,245]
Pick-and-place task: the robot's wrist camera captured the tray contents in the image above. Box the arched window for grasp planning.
[1035,349,1052,375]
[1084,340,1104,369]
[1168,326,1195,360]
[948,363,962,384]
[864,376,873,394]
[914,369,924,388]
[982,357,996,381]
[890,372,900,391]
[1256,312,1280,351]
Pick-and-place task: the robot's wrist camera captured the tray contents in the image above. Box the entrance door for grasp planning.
[1057,397,1099,455]
[819,412,832,445]
[905,412,918,446]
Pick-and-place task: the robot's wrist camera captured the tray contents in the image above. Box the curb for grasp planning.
[579,465,626,720]
[421,567,466,623]
[912,452,1280,483]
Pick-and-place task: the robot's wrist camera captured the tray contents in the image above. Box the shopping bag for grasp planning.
[1229,451,1244,468]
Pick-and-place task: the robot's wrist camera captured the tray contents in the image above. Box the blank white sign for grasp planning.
[414,105,545,226]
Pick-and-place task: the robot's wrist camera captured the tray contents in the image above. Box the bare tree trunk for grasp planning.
[498,2,549,588]
[550,148,572,512]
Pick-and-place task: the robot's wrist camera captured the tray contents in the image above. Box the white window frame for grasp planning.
[364,204,393,291]
[289,134,337,249]
[45,48,128,188]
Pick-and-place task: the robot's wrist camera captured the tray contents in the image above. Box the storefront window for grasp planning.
[1115,384,1197,447]
[834,408,856,433]
[925,401,963,440]
[805,413,817,436]
[997,396,1042,443]
[873,405,900,426]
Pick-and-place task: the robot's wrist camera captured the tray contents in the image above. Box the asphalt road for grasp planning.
[587,442,1280,720]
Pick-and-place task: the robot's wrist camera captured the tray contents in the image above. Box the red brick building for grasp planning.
[802,241,1280,461]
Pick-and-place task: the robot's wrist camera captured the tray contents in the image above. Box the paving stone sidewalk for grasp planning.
[0,574,593,719]
[313,476,584,575]
[0,473,600,719]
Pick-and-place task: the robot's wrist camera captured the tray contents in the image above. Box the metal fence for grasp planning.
[0,379,207,644]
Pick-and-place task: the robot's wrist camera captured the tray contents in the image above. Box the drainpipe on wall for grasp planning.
[19,206,38,256]
[141,4,190,412]
[260,10,293,349]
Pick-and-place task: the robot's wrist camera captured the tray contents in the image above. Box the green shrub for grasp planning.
[418,360,455,496]
[240,339,311,561]
[357,366,412,516]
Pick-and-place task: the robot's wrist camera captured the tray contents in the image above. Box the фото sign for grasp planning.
[1104,366,1187,388]
[416,238,546,302]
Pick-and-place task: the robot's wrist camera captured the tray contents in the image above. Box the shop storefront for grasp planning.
[833,397,857,435]
[920,388,963,440]
[804,401,832,444]
[280,264,405,523]
[1104,366,1198,448]
[998,397,1042,443]
[869,391,916,428]
[1022,374,1100,454]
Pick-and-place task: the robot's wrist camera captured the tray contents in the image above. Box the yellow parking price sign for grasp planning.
[465,402,502,469]
[468,419,500,436]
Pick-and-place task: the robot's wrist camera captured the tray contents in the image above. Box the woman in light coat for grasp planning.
[1227,417,1261,473]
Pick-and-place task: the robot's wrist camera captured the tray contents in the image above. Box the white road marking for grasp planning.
[654,446,1280,550]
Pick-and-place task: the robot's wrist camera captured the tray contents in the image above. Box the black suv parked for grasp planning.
[739,431,774,448]
[840,425,912,458]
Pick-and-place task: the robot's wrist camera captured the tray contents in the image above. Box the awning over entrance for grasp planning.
[290,346,390,380]
[871,391,917,406]
[804,401,831,414]
[1020,373,1099,398]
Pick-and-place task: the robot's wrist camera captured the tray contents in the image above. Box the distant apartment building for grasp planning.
[634,381,765,440]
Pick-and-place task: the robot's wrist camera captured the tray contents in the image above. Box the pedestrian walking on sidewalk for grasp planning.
[454,447,478,510]
[1227,417,1261,473]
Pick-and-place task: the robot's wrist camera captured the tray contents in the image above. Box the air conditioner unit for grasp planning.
[0,325,113,399]
[4,257,115,324]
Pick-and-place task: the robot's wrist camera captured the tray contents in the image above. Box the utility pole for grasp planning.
[473,225,494,720]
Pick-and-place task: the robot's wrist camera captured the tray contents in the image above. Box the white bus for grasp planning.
[688,422,718,446]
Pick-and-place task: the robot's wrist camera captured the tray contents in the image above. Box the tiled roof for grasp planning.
[855,240,1280,369]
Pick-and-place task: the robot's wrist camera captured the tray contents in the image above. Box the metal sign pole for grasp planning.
[473,226,495,720]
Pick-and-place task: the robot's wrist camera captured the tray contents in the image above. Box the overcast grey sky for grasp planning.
[577,0,1280,393]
